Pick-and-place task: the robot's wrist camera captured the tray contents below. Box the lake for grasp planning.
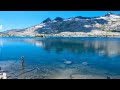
[0,37,120,79]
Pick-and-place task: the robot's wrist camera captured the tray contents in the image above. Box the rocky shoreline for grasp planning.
[1,30,120,38]
[35,30,120,38]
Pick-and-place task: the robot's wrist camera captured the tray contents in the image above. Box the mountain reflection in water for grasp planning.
[0,37,120,79]
[21,37,120,57]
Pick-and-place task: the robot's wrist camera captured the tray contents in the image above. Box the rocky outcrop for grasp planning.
[42,18,51,23]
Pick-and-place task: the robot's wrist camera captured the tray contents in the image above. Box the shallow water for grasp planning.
[0,37,120,79]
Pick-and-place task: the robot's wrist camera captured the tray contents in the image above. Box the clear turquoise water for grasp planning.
[0,37,120,79]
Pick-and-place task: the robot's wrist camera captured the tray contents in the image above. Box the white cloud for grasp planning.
[0,25,3,30]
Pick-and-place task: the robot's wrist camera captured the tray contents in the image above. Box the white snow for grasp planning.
[35,23,45,28]
[84,25,91,28]
[63,18,73,21]
[51,20,57,23]
[75,18,80,21]
[98,14,120,21]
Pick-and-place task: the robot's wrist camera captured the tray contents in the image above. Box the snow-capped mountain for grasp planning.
[4,12,120,36]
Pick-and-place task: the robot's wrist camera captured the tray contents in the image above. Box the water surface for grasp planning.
[0,37,120,79]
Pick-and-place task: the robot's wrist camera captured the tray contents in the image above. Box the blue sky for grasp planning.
[0,11,120,32]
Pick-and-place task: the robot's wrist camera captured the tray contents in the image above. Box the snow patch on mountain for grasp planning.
[84,25,92,28]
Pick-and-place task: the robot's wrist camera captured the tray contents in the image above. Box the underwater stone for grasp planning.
[64,61,72,65]
[82,62,88,66]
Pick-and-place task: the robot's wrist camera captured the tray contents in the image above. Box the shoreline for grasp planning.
[0,35,120,38]
[1,31,120,38]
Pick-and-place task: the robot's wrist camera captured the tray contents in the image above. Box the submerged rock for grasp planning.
[64,61,72,65]
[82,62,88,66]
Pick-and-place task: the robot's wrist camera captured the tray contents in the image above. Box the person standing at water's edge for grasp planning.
[21,56,24,79]
[21,56,24,67]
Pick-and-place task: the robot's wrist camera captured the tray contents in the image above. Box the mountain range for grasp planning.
[2,12,120,37]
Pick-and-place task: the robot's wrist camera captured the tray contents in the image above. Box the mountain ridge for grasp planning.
[3,12,120,37]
